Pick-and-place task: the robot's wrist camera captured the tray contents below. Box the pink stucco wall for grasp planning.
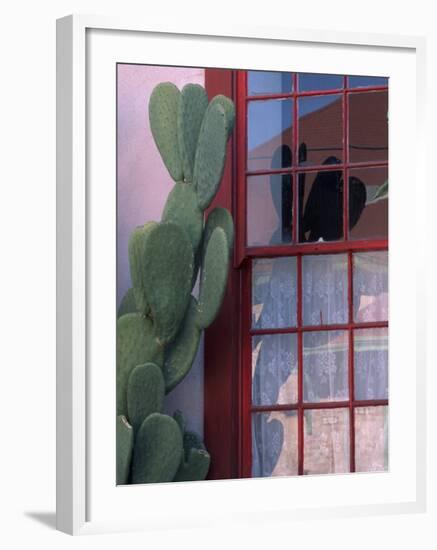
[117,64,205,435]
[117,64,204,303]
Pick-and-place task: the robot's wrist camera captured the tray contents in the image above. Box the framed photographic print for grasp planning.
[56,15,427,535]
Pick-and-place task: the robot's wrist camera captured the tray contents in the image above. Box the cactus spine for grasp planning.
[116,82,235,484]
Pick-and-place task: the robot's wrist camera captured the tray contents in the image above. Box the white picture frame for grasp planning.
[56,14,427,535]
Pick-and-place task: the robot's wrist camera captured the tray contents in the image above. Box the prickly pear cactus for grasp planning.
[116,82,235,484]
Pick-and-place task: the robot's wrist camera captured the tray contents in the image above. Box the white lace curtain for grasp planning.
[251,251,388,477]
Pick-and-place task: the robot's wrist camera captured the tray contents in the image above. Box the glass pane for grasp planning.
[298,94,343,165]
[252,257,297,328]
[354,328,388,400]
[355,406,388,472]
[252,411,298,477]
[247,173,293,246]
[349,91,388,163]
[248,71,293,96]
[298,167,344,242]
[303,331,349,403]
[353,251,388,322]
[303,408,350,475]
[299,73,343,91]
[302,254,348,326]
[252,334,298,405]
[349,167,388,240]
[348,76,388,88]
[247,99,293,172]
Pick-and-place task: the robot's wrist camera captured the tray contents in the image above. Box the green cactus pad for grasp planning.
[197,227,229,329]
[210,94,235,139]
[128,222,157,314]
[203,207,234,258]
[149,82,183,181]
[178,84,209,182]
[173,447,211,482]
[116,415,133,485]
[116,313,164,416]
[127,363,165,433]
[162,183,204,252]
[131,413,183,484]
[173,409,185,435]
[163,296,201,393]
[138,222,194,344]
[193,102,227,210]
[183,429,206,454]
[117,288,138,318]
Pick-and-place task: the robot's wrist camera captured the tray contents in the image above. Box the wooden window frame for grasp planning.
[204,68,388,480]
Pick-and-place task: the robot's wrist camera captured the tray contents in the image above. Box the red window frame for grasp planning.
[204,69,388,480]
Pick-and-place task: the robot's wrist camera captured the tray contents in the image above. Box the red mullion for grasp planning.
[246,160,388,177]
[240,261,253,478]
[346,85,388,94]
[246,239,388,259]
[348,251,356,472]
[343,76,349,241]
[250,319,388,336]
[297,254,304,475]
[245,86,389,102]
[292,73,298,243]
[251,399,388,414]
[235,71,248,268]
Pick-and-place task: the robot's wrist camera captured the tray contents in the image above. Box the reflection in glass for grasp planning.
[354,328,388,400]
[298,94,343,165]
[353,251,388,322]
[348,76,388,88]
[298,161,345,242]
[247,99,293,172]
[248,71,293,96]
[302,254,348,326]
[252,257,297,328]
[303,331,349,402]
[252,411,298,477]
[349,91,388,163]
[349,167,388,240]
[298,73,343,92]
[252,333,298,405]
[247,173,293,247]
[303,408,350,475]
[355,406,388,472]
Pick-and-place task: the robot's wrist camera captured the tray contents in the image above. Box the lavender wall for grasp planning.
[117,64,205,435]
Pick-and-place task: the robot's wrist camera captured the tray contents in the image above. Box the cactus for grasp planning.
[116,82,235,484]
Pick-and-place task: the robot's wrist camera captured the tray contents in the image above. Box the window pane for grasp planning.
[355,406,388,472]
[248,71,293,96]
[353,251,388,322]
[303,331,349,403]
[349,91,388,163]
[252,411,298,477]
[252,334,298,405]
[302,254,348,326]
[298,94,343,166]
[304,408,350,475]
[349,167,388,240]
[298,73,343,91]
[354,328,388,400]
[298,167,344,242]
[247,173,293,246]
[348,75,388,88]
[252,257,297,328]
[247,99,293,172]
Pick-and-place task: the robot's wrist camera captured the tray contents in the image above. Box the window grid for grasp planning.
[238,71,389,478]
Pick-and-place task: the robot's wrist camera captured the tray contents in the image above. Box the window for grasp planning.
[238,71,388,478]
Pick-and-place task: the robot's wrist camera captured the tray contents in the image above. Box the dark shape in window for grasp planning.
[299,156,366,242]
[269,144,293,244]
